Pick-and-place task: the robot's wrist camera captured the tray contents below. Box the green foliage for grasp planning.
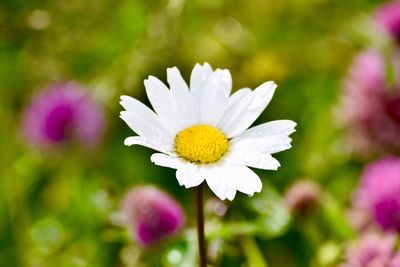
[0,0,388,266]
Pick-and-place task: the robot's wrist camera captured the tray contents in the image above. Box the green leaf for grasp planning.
[247,179,291,238]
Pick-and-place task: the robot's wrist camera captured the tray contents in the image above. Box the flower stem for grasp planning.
[196,183,206,267]
[242,236,269,267]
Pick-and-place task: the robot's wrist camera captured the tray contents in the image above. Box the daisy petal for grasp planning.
[234,120,297,141]
[219,81,277,138]
[167,67,196,127]
[228,88,252,104]
[218,90,254,134]
[232,166,263,197]
[120,96,173,150]
[176,165,205,188]
[190,63,213,94]
[231,135,293,154]
[225,150,281,170]
[151,153,204,188]
[150,153,185,169]
[203,166,230,200]
[218,88,253,131]
[200,69,232,125]
[144,76,183,134]
[226,188,237,201]
[125,137,172,155]
[167,67,189,93]
[190,63,213,122]
[203,163,262,201]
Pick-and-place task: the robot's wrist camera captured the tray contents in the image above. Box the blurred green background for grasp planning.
[0,0,385,266]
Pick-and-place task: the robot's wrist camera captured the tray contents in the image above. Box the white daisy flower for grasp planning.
[120,63,296,201]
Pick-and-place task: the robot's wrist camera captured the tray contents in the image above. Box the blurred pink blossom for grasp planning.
[122,186,184,247]
[21,82,104,148]
[340,232,398,267]
[375,0,400,42]
[341,49,400,154]
[354,157,400,232]
[388,253,400,267]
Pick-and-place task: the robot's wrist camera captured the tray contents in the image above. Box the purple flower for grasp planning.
[122,186,184,247]
[21,82,104,148]
[340,232,398,267]
[355,157,400,231]
[389,253,400,267]
[375,1,400,43]
[341,49,400,154]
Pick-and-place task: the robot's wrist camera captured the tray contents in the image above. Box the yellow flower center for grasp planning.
[175,125,229,164]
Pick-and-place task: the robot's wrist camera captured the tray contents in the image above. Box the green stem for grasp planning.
[242,236,269,267]
[196,184,206,267]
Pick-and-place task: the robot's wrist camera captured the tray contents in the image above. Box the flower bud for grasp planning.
[284,180,321,214]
